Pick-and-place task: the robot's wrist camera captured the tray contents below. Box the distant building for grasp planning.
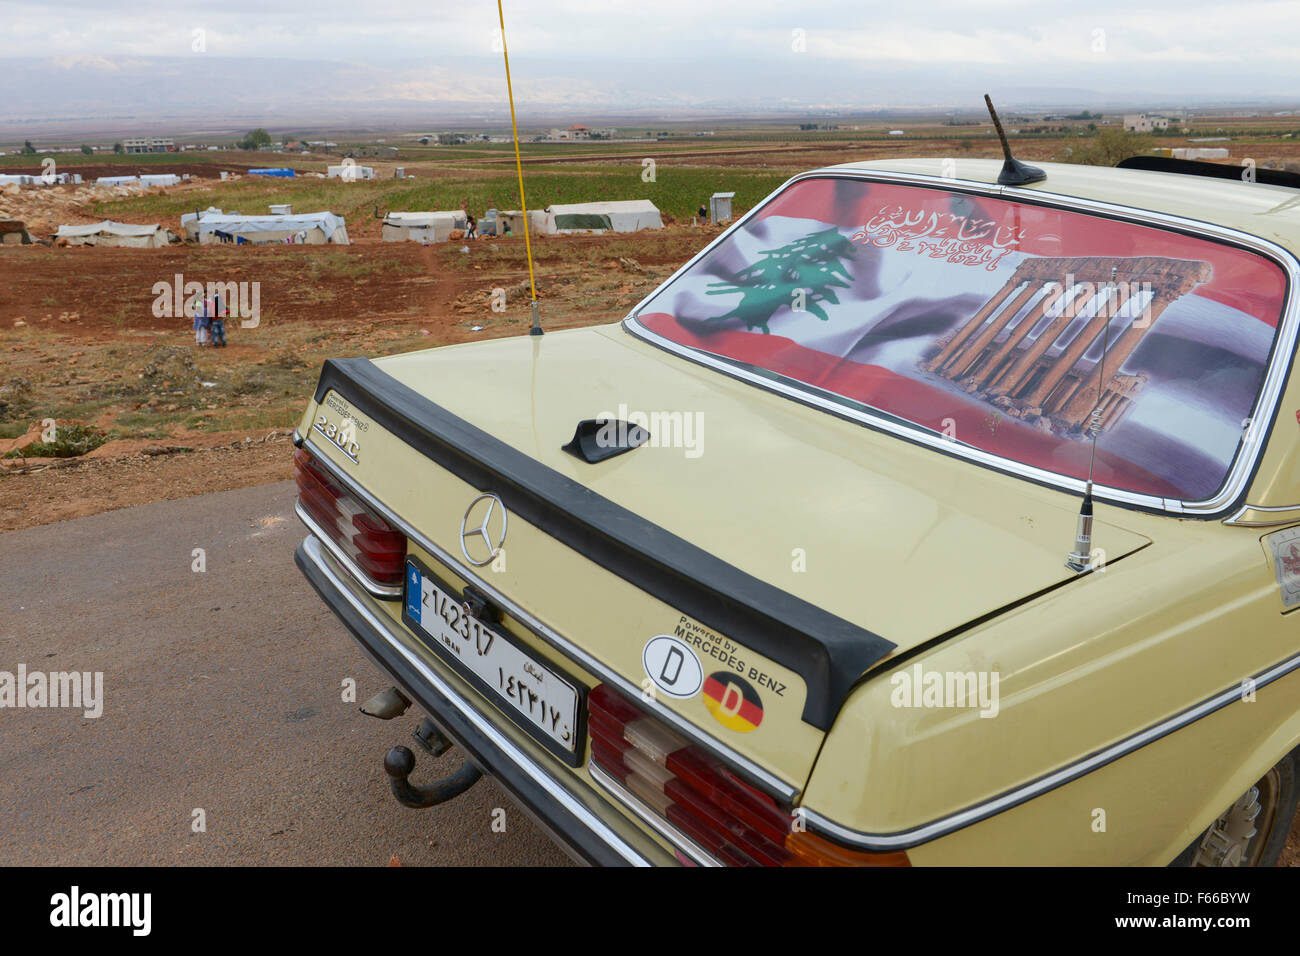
[1123,113,1170,133]
[549,125,596,141]
[123,137,175,154]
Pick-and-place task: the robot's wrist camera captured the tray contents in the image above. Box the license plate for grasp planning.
[402,558,584,765]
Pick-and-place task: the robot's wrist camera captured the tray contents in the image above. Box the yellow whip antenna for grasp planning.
[497,0,542,335]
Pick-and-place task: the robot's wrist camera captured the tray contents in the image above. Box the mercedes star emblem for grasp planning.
[460,493,508,567]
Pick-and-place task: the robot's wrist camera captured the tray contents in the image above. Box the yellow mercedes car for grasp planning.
[294,156,1300,866]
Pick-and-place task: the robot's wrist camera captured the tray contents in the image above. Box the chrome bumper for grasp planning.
[294,534,669,867]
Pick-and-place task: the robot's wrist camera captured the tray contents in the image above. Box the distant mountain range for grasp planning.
[2,55,1297,139]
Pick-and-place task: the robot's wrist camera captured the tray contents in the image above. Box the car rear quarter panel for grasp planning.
[802,507,1300,864]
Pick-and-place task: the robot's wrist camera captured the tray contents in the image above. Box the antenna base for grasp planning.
[1065,554,1092,574]
[997,157,1047,187]
[528,299,543,336]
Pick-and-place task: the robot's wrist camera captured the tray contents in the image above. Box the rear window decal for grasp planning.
[636,177,1289,502]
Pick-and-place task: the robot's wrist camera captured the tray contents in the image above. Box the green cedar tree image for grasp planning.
[704,226,855,333]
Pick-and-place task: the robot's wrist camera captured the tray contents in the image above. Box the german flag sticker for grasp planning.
[703,672,763,733]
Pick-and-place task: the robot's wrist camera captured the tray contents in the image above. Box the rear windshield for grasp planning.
[633,176,1290,502]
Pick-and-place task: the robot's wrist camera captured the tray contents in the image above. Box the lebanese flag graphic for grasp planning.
[638,177,1287,502]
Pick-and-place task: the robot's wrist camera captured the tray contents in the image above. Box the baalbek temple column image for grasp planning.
[924,255,1213,436]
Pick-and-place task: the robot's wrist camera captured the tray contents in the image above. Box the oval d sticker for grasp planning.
[642,636,703,699]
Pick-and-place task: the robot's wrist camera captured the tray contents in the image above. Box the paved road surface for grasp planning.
[0,480,571,866]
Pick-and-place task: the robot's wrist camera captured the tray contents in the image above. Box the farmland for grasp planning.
[5,113,1300,528]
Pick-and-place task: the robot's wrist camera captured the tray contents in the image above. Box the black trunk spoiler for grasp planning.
[312,357,896,729]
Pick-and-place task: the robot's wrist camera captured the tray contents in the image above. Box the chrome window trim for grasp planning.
[294,500,403,599]
[622,166,1300,519]
[1223,502,1300,527]
[802,648,1300,851]
[299,535,653,866]
[301,436,798,804]
[587,761,723,867]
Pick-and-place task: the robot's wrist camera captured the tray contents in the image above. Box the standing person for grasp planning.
[697,203,708,224]
[465,212,478,239]
[210,290,227,348]
[192,294,211,347]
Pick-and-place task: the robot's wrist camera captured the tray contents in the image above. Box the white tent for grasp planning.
[494,210,539,236]
[0,173,78,185]
[327,164,375,181]
[381,211,466,243]
[1172,147,1230,160]
[192,210,349,245]
[55,220,172,248]
[181,207,223,240]
[539,200,663,234]
[95,174,181,187]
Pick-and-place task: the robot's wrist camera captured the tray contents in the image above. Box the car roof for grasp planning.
[821,158,1300,257]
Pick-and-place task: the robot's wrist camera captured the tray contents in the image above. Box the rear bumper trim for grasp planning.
[294,534,660,867]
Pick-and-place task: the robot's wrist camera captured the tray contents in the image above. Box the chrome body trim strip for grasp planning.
[1223,503,1300,527]
[802,649,1300,850]
[294,500,402,599]
[587,761,723,867]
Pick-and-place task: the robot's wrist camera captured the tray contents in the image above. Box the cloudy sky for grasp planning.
[2,1,1298,123]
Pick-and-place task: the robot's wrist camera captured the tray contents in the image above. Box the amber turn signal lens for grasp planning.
[784,829,911,867]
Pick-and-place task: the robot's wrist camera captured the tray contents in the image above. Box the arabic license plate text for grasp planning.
[406,563,579,755]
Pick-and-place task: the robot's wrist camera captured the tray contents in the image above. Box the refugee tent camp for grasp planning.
[536,200,663,234]
[55,221,172,248]
[191,210,350,245]
[381,211,466,243]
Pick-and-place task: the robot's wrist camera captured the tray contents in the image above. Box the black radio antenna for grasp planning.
[1066,266,1120,573]
[984,94,1047,187]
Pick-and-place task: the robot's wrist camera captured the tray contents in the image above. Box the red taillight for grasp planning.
[294,448,406,587]
[588,684,794,866]
[588,684,911,867]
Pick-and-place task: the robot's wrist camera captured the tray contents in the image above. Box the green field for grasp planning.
[93,164,792,223]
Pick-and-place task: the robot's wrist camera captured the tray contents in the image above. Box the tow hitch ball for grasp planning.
[383,717,483,809]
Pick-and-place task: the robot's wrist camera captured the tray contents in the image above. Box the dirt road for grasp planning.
[0,480,570,866]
